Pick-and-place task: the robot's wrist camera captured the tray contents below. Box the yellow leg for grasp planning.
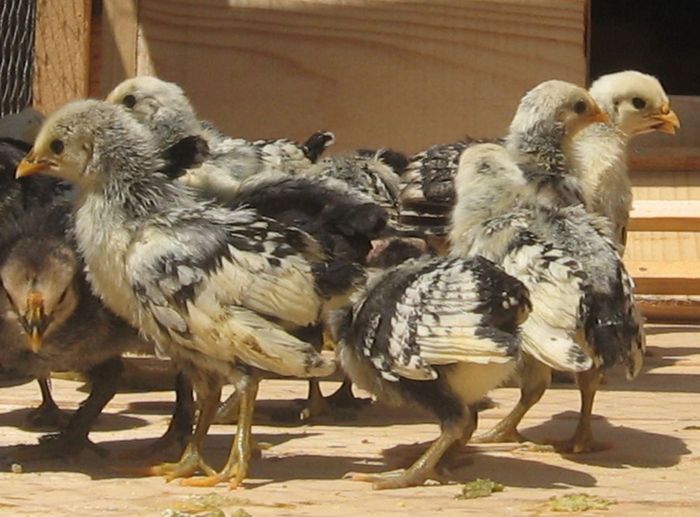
[474,355,550,444]
[557,366,608,453]
[149,385,220,481]
[345,409,475,490]
[182,374,260,489]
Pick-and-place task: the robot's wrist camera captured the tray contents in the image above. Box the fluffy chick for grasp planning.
[574,71,680,247]
[0,137,70,428]
[333,254,530,489]
[106,76,334,197]
[18,100,351,488]
[0,201,192,459]
[450,91,644,453]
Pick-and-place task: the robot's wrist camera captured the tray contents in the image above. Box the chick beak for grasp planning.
[24,291,47,353]
[16,152,54,178]
[587,106,609,125]
[652,104,681,134]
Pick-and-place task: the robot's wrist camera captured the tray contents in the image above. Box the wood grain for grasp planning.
[33,0,92,114]
[626,261,700,296]
[637,295,700,323]
[133,0,587,152]
[629,200,700,232]
[98,0,140,97]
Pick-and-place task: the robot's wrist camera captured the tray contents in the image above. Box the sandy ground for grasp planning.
[1,324,699,516]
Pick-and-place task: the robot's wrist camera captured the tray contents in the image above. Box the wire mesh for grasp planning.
[0,0,36,117]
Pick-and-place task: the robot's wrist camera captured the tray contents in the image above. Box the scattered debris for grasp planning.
[10,463,22,474]
[543,493,617,512]
[683,425,700,430]
[456,478,504,499]
[231,510,252,517]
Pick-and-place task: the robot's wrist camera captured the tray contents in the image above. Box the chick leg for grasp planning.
[299,378,332,420]
[13,358,123,461]
[325,377,366,409]
[213,389,240,424]
[557,366,606,453]
[182,373,259,489]
[148,384,220,481]
[473,354,551,443]
[25,378,70,430]
[122,372,195,458]
[346,409,476,490]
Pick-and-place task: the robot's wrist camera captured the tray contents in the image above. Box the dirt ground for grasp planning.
[1,324,699,516]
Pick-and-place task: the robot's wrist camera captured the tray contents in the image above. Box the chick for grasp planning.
[574,71,680,247]
[17,100,354,488]
[106,75,334,198]
[0,201,188,459]
[0,137,69,428]
[399,71,680,247]
[333,254,530,489]
[214,171,389,420]
[450,82,644,453]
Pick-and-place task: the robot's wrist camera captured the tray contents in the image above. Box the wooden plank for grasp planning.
[629,148,700,173]
[625,261,700,295]
[637,295,700,323]
[134,0,587,152]
[99,0,139,97]
[33,0,92,114]
[629,200,700,232]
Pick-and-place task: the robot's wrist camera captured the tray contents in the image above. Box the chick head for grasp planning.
[454,142,528,212]
[1,236,80,353]
[589,70,680,136]
[106,76,199,148]
[509,80,608,141]
[16,100,155,189]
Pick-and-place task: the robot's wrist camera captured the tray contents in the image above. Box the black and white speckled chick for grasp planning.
[106,76,334,198]
[0,200,169,460]
[332,254,529,489]
[18,100,347,488]
[450,97,643,452]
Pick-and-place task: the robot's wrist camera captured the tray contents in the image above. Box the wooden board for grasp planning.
[33,0,92,114]
[97,0,140,97]
[124,0,588,153]
[629,200,700,232]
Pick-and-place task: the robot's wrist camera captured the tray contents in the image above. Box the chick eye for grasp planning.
[632,97,646,110]
[122,94,137,109]
[573,100,587,114]
[50,139,64,155]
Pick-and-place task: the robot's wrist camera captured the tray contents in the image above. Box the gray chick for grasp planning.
[106,75,334,198]
[18,100,350,488]
[449,81,644,453]
[0,200,194,460]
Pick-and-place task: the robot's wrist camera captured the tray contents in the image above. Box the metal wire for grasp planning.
[0,0,36,117]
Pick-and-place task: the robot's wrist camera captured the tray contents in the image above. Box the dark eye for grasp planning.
[573,100,587,114]
[632,97,646,110]
[50,139,64,155]
[122,94,137,109]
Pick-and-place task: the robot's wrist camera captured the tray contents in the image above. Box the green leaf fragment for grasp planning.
[456,478,505,499]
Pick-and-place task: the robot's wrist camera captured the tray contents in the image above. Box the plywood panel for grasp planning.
[33,0,92,113]
[98,0,140,97]
[136,0,588,152]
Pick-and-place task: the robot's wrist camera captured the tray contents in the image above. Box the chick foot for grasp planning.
[345,466,450,490]
[7,431,107,462]
[25,403,71,431]
[147,443,216,481]
[472,427,527,444]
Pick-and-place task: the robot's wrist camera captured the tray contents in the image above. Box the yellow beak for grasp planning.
[587,107,609,125]
[16,153,52,178]
[653,105,681,135]
[24,291,46,354]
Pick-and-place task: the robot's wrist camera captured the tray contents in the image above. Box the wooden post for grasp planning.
[32,0,92,114]
[99,0,139,96]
